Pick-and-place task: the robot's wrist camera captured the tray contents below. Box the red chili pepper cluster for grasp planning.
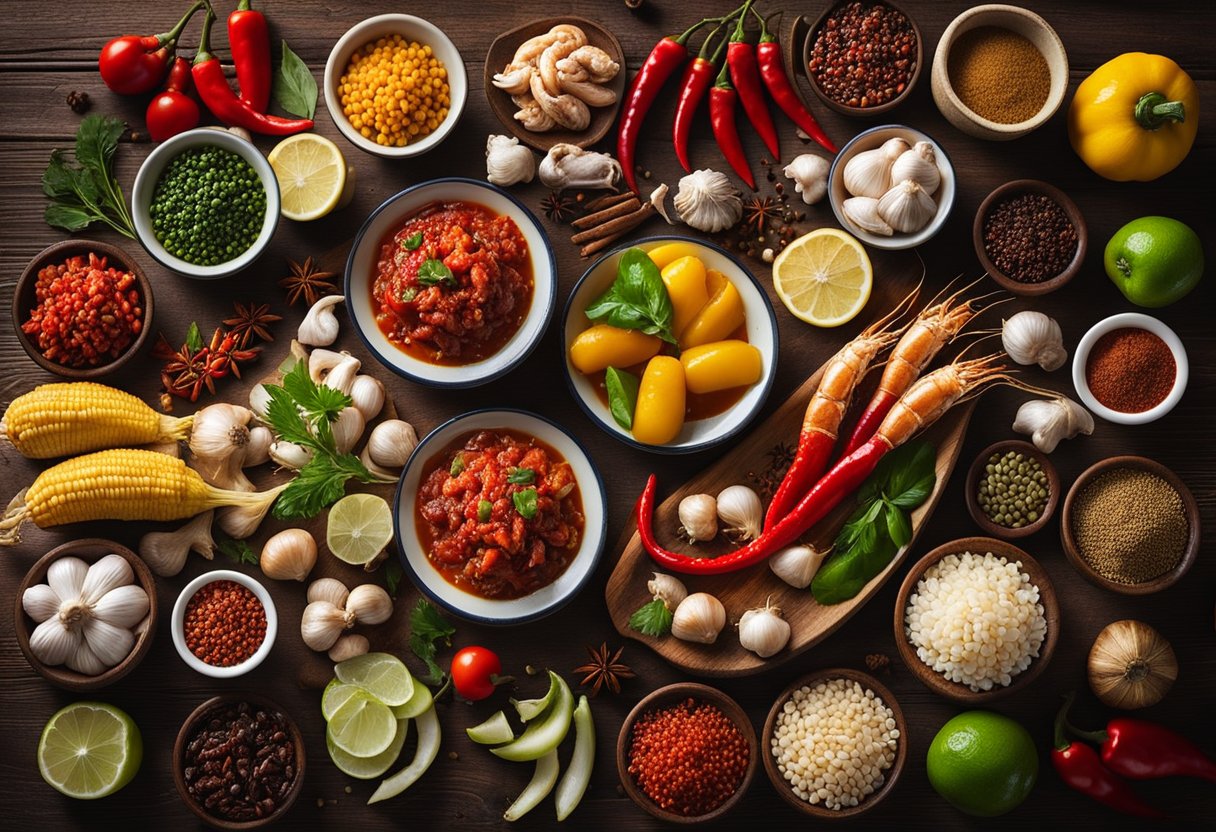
[183,579,267,667]
[21,253,143,369]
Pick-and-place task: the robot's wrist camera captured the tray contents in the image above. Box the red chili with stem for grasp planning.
[754,9,837,154]
[146,57,200,143]
[1072,717,1216,783]
[672,24,728,173]
[99,0,208,95]
[228,0,272,113]
[727,5,780,160]
[708,61,756,190]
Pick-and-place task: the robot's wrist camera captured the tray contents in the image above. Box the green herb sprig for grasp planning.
[628,599,674,637]
[408,599,456,686]
[42,116,136,238]
[272,40,318,119]
[584,248,676,344]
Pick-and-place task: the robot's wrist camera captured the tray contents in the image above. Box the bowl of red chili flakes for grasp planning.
[395,409,607,625]
[345,178,556,388]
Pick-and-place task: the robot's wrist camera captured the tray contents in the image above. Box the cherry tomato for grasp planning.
[146,92,200,142]
[451,646,503,701]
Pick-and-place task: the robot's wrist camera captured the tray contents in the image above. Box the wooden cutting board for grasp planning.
[605,355,975,677]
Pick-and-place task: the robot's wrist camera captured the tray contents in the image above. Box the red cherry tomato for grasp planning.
[451,646,503,701]
[146,92,200,142]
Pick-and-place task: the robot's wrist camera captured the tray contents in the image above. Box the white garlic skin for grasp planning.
[22,584,61,623]
[1002,311,1067,371]
[29,617,81,666]
[671,592,727,644]
[297,294,344,347]
[307,577,350,608]
[674,169,744,232]
[737,602,791,658]
[260,528,318,582]
[1012,396,1094,453]
[842,196,894,236]
[783,154,830,205]
[46,557,88,602]
[842,138,908,199]
[769,544,828,589]
[366,420,418,469]
[889,141,940,196]
[486,134,536,187]
[82,618,135,667]
[329,633,371,663]
[331,407,366,455]
[90,585,151,629]
[647,572,688,612]
[876,179,937,233]
[80,554,134,605]
[349,375,386,421]
[243,426,273,467]
[716,485,762,542]
[347,584,393,626]
[677,493,718,542]
[300,600,355,651]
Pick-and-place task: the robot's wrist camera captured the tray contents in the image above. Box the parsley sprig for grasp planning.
[408,599,456,686]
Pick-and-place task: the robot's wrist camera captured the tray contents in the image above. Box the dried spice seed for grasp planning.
[574,642,635,697]
[1085,327,1175,413]
[1071,468,1188,584]
[809,2,918,109]
[977,450,1049,528]
[983,193,1077,283]
[183,580,267,667]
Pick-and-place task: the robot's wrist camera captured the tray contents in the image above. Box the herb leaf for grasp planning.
[418,259,457,288]
[272,40,318,119]
[43,117,135,238]
[628,598,674,637]
[477,499,492,522]
[886,500,912,547]
[605,366,640,429]
[384,560,404,598]
[217,537,259,566]
[185,322,204,352]
[512,487,538,519]
[584,248,676,343]
[449,454,465,477]
[409,599,456,686]
[402,232,424,250]
[507,468,535,485]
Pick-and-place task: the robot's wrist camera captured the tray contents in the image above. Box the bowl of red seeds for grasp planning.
[171,570,277,679]
[616,682,758,824]
[13,239,153,379]
[1071,312,1188,425]
[974,179,1087,296]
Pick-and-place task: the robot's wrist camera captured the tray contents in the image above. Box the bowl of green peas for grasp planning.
[131,127,280,279]
[964,440,1060,540]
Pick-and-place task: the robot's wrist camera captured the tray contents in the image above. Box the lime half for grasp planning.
[327,695,397,758]
[328,718,409,779]
[334,652,415,707]
[326,493,393,566]
[38,702,142,799]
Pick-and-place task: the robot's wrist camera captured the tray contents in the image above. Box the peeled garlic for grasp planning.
[783,154,830,205]
[22,583,61,623]
[842,137,907,198]
[298,295,344,347]
[1012,396,1094,453]
[889,141,940,196]
[307,577,350,608]
[769,544,829,589]
[647,572,688,612]
[677,493,718,542]
[1002,311,1067,371]
[331,407,366,455]
[269,440,314,470]
[674,169,744,233]
[485,134,536,187]
[671,592,726,644]
[877,179,937,233]
[300,600,355,651]
[260,528,318,582]
[350,375,386,421]
[90,585,150,629]
[366,419,418,470]
[716,485,762,542]
[347,584,393,625]
[737,598,791,658]
[329,633,371,662]
[842,197,894,236]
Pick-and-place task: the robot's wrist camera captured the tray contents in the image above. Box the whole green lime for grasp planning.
[926,711,1038,817]
[1104,216,1203,307]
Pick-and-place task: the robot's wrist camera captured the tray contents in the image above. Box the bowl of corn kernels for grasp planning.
[323,14,467,158]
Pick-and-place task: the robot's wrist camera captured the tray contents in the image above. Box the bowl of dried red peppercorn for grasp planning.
[616,682,758,824]
[170,570,277,679]
[13,239,153,380]
[1071,313,1188,425]
[173,694,305,829]
[974,179,1086,295]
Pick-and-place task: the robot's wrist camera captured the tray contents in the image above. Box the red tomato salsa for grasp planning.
[416,430,584,600]
[373,200,533,365]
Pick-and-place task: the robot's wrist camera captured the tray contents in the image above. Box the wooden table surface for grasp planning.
[1,2,1212,829]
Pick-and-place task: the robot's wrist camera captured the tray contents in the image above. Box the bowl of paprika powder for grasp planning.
[170,569,278,679]
[1071,312,1188,425]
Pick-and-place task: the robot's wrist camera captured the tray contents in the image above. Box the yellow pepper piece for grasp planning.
[704,268,729,296]
[646,242,703,270]
[680,340,763,394]
[680,277,746,349]
[660,256,709,339]
[1067,52,1198,182]
[568,325,661,374]
[632,357,685,445]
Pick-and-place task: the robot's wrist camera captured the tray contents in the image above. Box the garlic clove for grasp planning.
[647,572,688,612]
[889,141,941,196]
[249,383,272,420]
[485,134,537,187]
[1001,311,1067,371]
[90,585,150,629]
[360,446,401,483]
[260,528,318,582]
[269,440,314,470]
[716,485,762,542]
[243,426,274,468]
[298,294,345,347]
[347,584,393,626]
[307,577,350,608]
[22,584,62,624]
[301,600,355,651]
[783,153,831,205]
[80,554,133,605]
[842,140,906,199]
[65,638,107,675]
[1012,396,1094,454]
[737,600,791,658]
[139,510,216,577]
[82,617,135,667]
[677,493,718,542]
[842,197,894,236]
[329,633,371,663]
[366,419,418,470]
[671,592,726,644]
[46,556,88,604]
[769,544,828,589]
[876,179,937,234]
[350,375,386,421]
[323,355,362,396]
[216,487,282,540]
[29,616,81,666]
[331,407,366,455]
[308,348,358,384]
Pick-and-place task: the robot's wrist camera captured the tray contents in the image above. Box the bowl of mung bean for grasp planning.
[1061,456,1199,595]
[131,128,280,279]
[965,440,1060,539]
[973,180,1087,296]
[323,14,467,159]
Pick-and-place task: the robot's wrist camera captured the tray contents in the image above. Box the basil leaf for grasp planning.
[884,442,936,502]
[812,533,897,605]
[628,598,674,637]
[272,40,318,119]
[402,231,424,250]
[604,366,640,429]
[43,203,94,232]
[449,453,465,477]
[584,247,676,343]
[512,487,538,519]
[886,500,912,548]
[185,321,204,352]
[477,499,492,522]
[507,468,535,485]
[418,258,457,288]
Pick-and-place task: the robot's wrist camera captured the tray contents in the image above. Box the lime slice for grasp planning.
[322,679,367,722]
[38,702,142,799]
[267,134,348,222]
[327,494,394,566]
[391,682,434,721]
[467,711,515,745]
[772,228,873,327]
[328,694,397,758]
[328,718,409,779]
[334,652,414,707]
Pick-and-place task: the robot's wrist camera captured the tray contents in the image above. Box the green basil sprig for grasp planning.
[418,259,457,288]
[584,248,676,344]
[605,367,640,429]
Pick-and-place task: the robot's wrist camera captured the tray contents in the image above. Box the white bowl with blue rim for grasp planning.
[346,178,555,388]
[562,236,779,454]
[395,409,607,625]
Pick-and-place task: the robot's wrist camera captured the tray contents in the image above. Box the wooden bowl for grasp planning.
[1060,456,1199,595]
[484,17,626,152]
[173,694,306,829]
[893,537,1060,705]
[14,538,157,691]
[802,0,924,118]
[13,239,153,379]
[616,682,758,824]
[973,179,1087,296]
[964,440,1060,539]
[761,668,907,819]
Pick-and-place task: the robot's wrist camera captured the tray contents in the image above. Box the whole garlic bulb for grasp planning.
[677,493,718,542]
[486,134,536,186]
[260,528,317,581]
[783,154,830,205]
[876,179,937,233]
[298,295,344,347]
[1002,311,1067,371]
[301,600,355,651]
[366,420,418,470]
[674,169,743,233]
[716,485,762,542]
[671,592,726,644]
[842,137,908,198]
[1012,396,1094,453]
[889,141,940,195]
[737,599,791,658]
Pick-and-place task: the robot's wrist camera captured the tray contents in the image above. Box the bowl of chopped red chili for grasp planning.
[170,570,278,678]
[346,178,556,388]
[973,179,1086,295]
[1071,312,1188,425]
[396,408,606,625]
[13,239,152,379]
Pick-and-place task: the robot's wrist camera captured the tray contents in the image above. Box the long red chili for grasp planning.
[763,423,835,531]
[1073,717,1216,783]
[727,8,780,159]
[228,0,272,113]
[98,0,207,96]
[709,61,756,190]
[192,8,313,137]
[672,25,728,173]
[754,9,837,154]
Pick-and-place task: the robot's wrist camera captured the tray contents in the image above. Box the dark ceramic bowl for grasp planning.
[964,440,1060,539]
[973,179,1087,296]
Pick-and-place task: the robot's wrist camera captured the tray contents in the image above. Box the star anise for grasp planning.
[741,196,782,235]
[223,301,282,348]
[280,256,337,306]
[574,642,635,697]
[540,191,574,223]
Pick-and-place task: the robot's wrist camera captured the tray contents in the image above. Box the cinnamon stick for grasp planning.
[571,196,642,230]
[580,229,629,258]
[570,202,654,244]
[582,191,635,213]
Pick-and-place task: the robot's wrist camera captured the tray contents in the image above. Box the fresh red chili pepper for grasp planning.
[192,8,313,137]
[1052,695,1166,818]
[146,57,201,143]
[99,0,207,95]
[709,61,756,190]
[1072,716,1216,783]
[753,9,838,154]
[228,0,272,113]
[672,25,728,174]
[727,6,780,160]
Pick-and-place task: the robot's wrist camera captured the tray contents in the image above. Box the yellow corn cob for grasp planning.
[1,382,193,459]
[0,449,284,546]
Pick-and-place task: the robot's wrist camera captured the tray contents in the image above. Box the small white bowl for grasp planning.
[395,409,607,625]
[346,178,556,388]
[828,124,956,251]
[131,128,280,279]
[171,570,278,678]
[324,14,467,158]
[1072,312,1189,425]
[563,237,779,454]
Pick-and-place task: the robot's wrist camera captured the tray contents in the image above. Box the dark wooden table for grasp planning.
[1,2,1212,829]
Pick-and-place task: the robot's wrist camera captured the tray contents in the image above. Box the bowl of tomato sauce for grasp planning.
[395,409,607,625]
[346,178,556,388]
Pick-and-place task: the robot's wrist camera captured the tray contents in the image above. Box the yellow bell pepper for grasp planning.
[660,256,709,338]
[1067,52,1198,182]
[568,325,661,374]
[633,357,685,445]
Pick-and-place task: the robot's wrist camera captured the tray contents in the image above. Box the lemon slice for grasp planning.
[328,718,409,778]
[326,493,393,566]
[772,228,873,327]
[327,694,397,758]
[334,652,415,707]
[38,702,142,799]
[322,679,366,722]
[267,134,348,221]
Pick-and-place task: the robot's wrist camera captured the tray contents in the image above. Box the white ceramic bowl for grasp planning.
[324,14,467,158]
[170,570,278,678]
[1072,312,1189,425]
[395,409,607,625]
[346,178,556,388]
[131,128,280,279]
[828,125,956,251]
